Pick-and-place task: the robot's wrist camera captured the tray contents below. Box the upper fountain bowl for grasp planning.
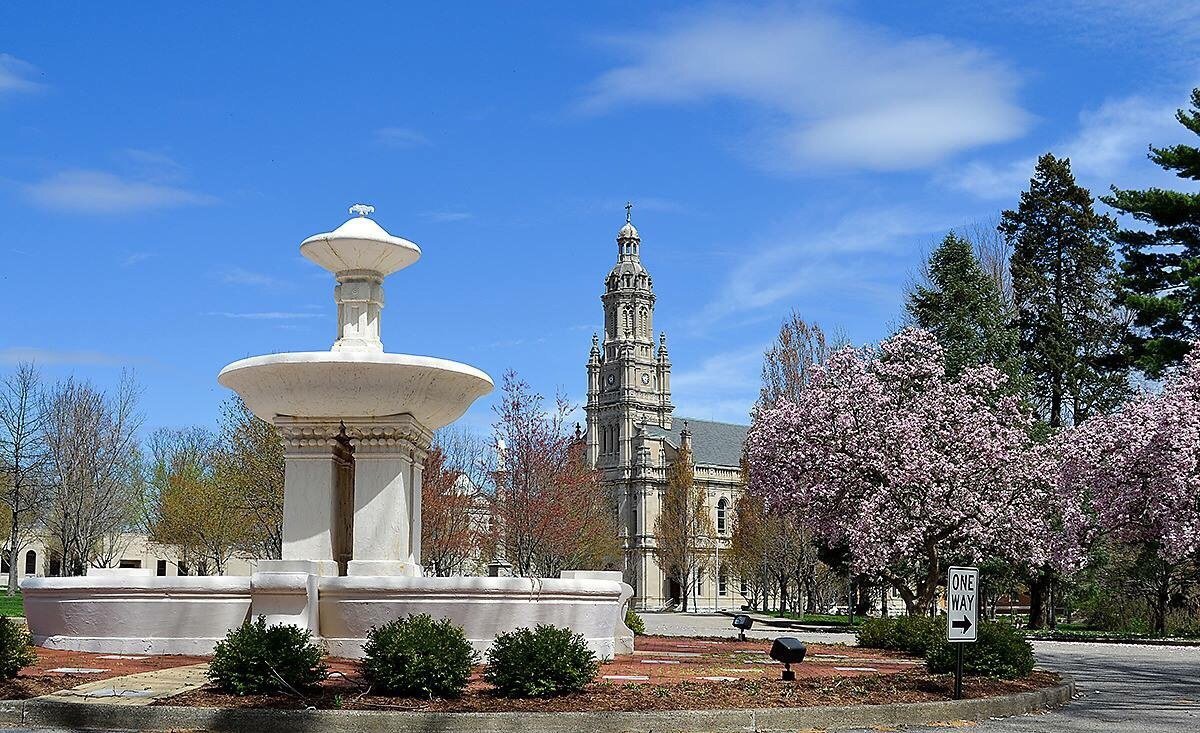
[217,351,493,429]
[300,216,422,276]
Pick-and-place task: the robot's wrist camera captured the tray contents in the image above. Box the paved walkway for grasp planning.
[36,663,209,706]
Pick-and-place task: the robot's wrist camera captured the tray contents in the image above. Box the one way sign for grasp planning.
[947,566,978,643]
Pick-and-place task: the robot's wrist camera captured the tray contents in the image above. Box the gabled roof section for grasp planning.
[643,416,748,468]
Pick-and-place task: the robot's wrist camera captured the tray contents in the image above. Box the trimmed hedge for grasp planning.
[207,617,328,695]
[926,621,1036,679]
[0,616,35,679]
[625,609,646,636]
[360,614,476,698]
[485,625,598,697]
[857,614,940,656]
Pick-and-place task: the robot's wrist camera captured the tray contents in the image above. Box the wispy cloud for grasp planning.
[24,169,215,214]
[0,346,126,366]
[375,127,430,148]
[421,210,474,223]
[582,8,1029,172]
[205,311,322,320]
[947,92,1192,200]
[0,54,43,95]
[671,344,765,424]
[1010,1,1200,58]
[122,252,153,267]
[696,205,952,325]
[220,268,285,288]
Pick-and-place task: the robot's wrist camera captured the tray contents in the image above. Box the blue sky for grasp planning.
[1,1,1196,437]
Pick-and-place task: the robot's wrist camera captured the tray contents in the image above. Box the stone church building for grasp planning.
[585,209,748,611]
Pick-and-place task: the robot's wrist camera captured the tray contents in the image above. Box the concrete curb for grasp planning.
[716,610,857,635]
[0,675,1076,733]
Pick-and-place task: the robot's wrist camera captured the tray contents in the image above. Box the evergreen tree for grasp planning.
[999,153,1128,429]
[906,232,1020,380]
[1103,87,1200,377]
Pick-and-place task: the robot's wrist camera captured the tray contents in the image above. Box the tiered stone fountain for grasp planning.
[23,207,633,658]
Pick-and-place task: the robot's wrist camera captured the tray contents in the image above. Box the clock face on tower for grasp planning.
[606,374,615,386]
[641,373,651,386]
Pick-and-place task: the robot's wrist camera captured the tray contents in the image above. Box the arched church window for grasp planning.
[639,307,649,337]
[717,497,728,535]
[625,307,634,334]
[24,550,35,575]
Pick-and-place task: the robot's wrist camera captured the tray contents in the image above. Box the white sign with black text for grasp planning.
[947,566,978,643]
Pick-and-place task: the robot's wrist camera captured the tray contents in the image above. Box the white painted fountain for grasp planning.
[23,207,634,658]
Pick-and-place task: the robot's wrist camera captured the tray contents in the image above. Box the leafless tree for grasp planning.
[759,312,840,408]
[41,373,143,575]
[421,427,494,576]
[0,363,48,593]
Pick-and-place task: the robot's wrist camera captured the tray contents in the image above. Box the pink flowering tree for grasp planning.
[1056,347,1200,634]
[746,328,1062,615]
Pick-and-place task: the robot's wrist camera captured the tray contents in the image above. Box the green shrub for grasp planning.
[625,608,645,636]
[925,621,1035,679]
[360,614,476,698]
[484,625,599,697]
[207,616,328,695]
[856,615,939,656]
[0,616,35,679]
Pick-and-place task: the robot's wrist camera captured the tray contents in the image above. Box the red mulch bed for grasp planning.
[0,647,208,700]
[158,635,1057,712]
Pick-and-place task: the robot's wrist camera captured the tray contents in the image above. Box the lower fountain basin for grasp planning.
[22,572,634,659]
[217,351,493,428]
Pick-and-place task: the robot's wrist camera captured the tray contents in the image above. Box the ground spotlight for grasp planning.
[769,637,806,681]
[732,614,754,641]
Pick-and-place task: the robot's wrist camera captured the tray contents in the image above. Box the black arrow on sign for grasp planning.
[952,616,973,633]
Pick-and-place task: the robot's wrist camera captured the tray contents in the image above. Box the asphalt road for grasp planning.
[4,614,1196,732]
[645,612,1200,732]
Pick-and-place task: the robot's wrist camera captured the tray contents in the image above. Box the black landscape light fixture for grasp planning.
[769,637,806,681]
[732,614,754,641]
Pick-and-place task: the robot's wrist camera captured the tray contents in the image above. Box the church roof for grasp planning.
[643,417,748,468]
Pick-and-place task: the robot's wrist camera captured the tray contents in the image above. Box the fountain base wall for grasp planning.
[21,572,634,659]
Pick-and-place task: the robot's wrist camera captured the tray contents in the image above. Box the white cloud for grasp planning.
[220,268,285,288]
[0,346,125,366]
[582,8,1029,172]
[949,93,1192,199]
[205,311,321,320]
[0,54,42,95]
[696,205,951,324]
[122,252,153,267]
[421,210,473,223]
[375,127,430,148]
[24,169,215,214]
[670,343,765,423]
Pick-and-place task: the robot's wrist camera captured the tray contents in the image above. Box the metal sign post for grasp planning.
[947,566,979,700]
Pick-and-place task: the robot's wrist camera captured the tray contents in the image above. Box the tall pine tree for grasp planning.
[906,232,1020,381]
[1000,153,1128,429]
[1104,87,1200,377]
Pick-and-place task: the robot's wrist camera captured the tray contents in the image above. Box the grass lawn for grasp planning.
[766,611,864,626]
[0,594,23,617]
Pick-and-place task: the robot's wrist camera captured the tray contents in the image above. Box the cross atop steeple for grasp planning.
[625,201,632,224]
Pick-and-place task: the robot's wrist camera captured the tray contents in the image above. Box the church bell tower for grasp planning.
[586,205,673,473]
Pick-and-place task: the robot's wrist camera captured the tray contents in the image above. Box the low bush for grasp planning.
[207,616,327,695]
[484,624,598,697]
[360,614,476,698]
[856,615,940,656]
[925,621,1035,679]
[0,616,35,679]
[625,608,646,636]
